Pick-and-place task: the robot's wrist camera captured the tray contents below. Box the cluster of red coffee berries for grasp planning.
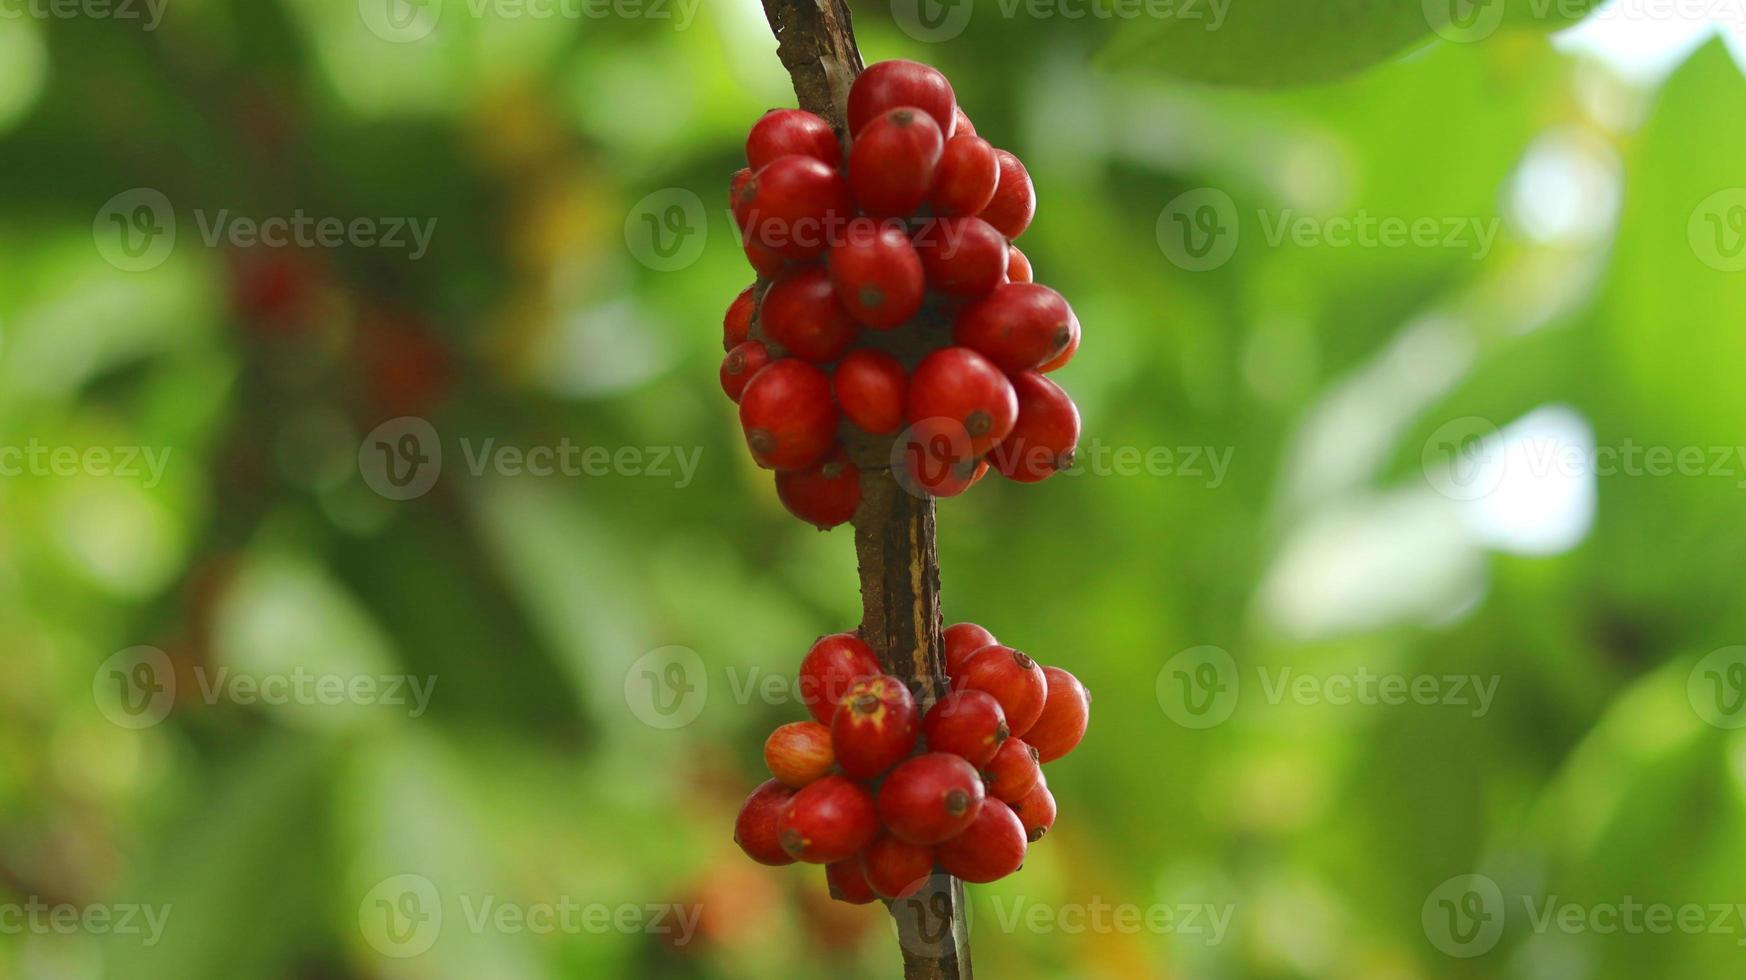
[720,60,1084,529]
[733,623,1090,902]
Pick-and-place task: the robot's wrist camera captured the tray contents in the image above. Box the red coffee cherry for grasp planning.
[826,858,878,905]
[724,284,756,351]
[905,346,1018,457]
[776,450,862,530]
[849,107,944,217]
[847,59,957,139]
[915,216,1009,298]
[828,218,926,329]
[952,645,1048,738]
[861,834,935,900]
[832,674,920,779]
[229,247,321,329]
[1026,665,1090,762]
[761,267,858,362]
[833,349,907,436]
[734,155,853,260]
[922,689,1009,769]
[952,106,976,137]
[747,109,842,170]
[936,799,1027,884]
[719,341,771,403]
[898,449,988,500]
[989,372,1080,483]
[953,283,1075,373]
[1010,780,1057,842]
[982,737,1041,804]
[929,135,1000,217]
[735,778,799,866]
[730,168,754,223]
[943,623,997,675]
[765,720,836,788]
[739,359,838,470]
[743,237,789,278]
[1038,310,1079,373]
[980,150,1036,240]
[779,774,880,863]
[1007,245,1032,284]
[798,632,882,725]
[878,753,986,845]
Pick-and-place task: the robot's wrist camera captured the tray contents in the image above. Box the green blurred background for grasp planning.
[4,1,1746,977]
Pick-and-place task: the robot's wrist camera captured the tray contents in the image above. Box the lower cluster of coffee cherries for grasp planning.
[719,59,1084,529]
[733,623,1090,902]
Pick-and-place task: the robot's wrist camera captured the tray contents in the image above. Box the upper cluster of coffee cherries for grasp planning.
[720,60,1084,529]
[734,622,1090,901]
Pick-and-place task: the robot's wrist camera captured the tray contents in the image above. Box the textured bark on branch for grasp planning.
[755,3,972,978]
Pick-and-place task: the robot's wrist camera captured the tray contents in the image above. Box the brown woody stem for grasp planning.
[756,2,971,978]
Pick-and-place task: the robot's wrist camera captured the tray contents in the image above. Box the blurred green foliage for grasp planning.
[2,2,1745,979]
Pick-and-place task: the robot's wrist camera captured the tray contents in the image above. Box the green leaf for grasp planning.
[1100,0,1606,86]
[1595,38,1746,453]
